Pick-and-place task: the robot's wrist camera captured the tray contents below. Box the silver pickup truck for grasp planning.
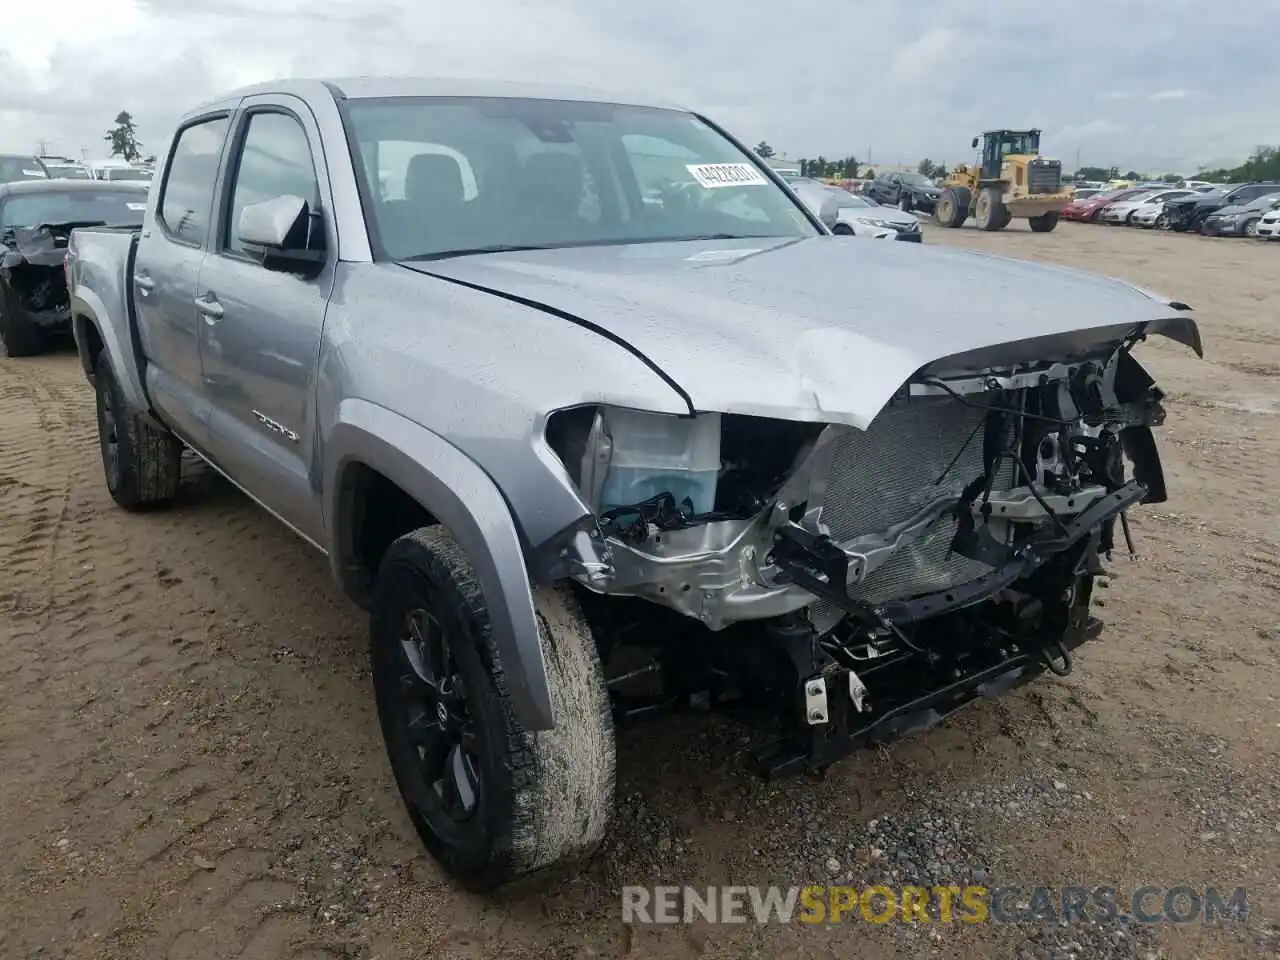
[67,77,1202,890]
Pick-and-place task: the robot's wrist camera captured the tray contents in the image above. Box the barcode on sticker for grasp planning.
[686,163,769,189]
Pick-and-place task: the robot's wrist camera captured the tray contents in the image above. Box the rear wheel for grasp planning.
[1155,211,1171,230]
[1028,211,1061,233]
[934,187,970,228]
[0,309,46,357]
[371,527,616,891]
[94,351,182,510]
[974,187,1008,231]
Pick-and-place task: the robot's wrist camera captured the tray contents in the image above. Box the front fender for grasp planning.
[325,398,554,731]
[71,289,150,414]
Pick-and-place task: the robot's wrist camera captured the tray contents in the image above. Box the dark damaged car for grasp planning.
[0,180,148,356]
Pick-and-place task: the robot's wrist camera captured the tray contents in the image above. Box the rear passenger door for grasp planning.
[133,113,231,446]
[195,96,335,545]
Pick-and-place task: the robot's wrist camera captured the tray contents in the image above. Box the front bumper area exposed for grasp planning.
[751,611,1102,778]
[770,479,1148,626]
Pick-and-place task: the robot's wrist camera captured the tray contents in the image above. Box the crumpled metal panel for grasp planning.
[818,400,1016,607]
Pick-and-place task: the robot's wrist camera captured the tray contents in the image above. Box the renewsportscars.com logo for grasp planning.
[622,884,1249,926]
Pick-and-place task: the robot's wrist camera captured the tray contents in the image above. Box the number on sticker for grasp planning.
[686,163,770,189]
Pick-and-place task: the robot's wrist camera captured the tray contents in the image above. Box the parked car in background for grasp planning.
[865,171,942,213]
[0,155,50,184]
[791,182,922,241]
[1062,187,1148,222]
[1069,187,1107,201]
[1256,207,1280,240]
[1200,193,1280,237]
[0,180,148,355]
[1163,183,1280,232]
[1101,188,1195,226]
[98,166,153,183]
[43,161,93,180]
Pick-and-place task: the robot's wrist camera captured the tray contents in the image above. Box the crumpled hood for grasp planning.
[407,236,1201,429]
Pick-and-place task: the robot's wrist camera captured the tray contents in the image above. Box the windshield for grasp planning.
[0,157,48,184]
[0,188,148,230]
[343,96,818,260]
[899,173,932,187]
[46,164,91,180]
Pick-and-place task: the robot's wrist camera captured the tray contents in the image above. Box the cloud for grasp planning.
[0,0,1276,174]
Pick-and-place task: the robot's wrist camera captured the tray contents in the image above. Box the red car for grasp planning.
[1062,188,1150,223]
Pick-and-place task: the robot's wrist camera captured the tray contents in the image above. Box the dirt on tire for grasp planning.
[2,222,1279,959]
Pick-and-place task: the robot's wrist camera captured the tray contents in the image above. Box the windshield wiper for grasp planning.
[401,244,552,262]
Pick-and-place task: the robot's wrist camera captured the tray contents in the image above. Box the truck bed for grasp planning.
[65,226,142,391]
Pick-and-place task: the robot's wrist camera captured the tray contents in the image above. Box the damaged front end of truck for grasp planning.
[546,322,1190,777]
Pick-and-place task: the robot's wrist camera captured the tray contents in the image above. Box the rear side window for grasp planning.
[159,116,230,246]
[0,189,149,230]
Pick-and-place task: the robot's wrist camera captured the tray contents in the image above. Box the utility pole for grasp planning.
[37,139,49,156]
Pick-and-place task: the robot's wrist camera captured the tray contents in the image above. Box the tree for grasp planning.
[934,164,949,180]
[863,167,875,179]
[754,141,775,159]
[1122,170,1144,181]
[1195,146,1280,183]
[917,158,938,178]
[104,111,142,162]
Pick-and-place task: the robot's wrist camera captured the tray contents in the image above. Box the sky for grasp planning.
[3,0,1278,174]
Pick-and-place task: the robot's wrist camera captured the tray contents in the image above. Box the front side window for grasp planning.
[223,111,321,258]
[0,188,148,230]
[343,96,817,260]
[159,115,230,246]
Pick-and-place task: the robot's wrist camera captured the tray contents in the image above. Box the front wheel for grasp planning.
[1244,217,1260,238]
[934,187,970,228]
[0,309,46,357]
[1155,211,1171,230]
[371,527,615,891]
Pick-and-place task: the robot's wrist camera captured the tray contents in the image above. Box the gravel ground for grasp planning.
[1,220,1278,959]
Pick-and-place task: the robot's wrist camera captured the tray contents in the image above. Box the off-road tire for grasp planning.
[975,187,1008,231]
[0,308,46,357]
[1028,211,1061,233]
[371,527,615,891]
[93,351,182,510]
[934,187,970,228]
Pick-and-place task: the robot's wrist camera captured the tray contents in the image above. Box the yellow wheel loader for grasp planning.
[933,129,1074,232]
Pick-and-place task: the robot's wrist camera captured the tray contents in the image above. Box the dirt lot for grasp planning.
[1,221,1278,960]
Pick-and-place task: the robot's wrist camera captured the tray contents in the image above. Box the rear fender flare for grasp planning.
[70,290,149,413]
[325,398,554,731]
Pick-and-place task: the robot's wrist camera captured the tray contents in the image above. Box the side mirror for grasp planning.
[237,194,325,277]
[971,136,980,149]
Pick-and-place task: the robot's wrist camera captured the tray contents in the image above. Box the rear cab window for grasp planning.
[0,157,48,183]
[0,188,149,231]
[158,116,231,246]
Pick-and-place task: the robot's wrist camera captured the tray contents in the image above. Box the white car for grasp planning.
[1256,208,1280,240]
[1128,189,1197,228]
[1100,189,1194,226]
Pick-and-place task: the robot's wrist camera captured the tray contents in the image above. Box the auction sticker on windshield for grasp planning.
[687,163,769,189]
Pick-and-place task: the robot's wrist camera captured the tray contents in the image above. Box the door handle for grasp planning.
[135,274,155,292]
[195,295,224,323]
